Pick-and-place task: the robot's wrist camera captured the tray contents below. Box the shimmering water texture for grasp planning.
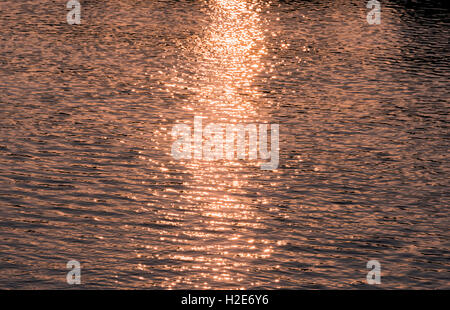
[0,0,449,289]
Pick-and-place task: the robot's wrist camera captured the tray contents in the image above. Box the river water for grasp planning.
[0,0,449,289]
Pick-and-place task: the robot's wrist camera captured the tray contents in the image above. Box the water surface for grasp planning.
[0,0,449,289]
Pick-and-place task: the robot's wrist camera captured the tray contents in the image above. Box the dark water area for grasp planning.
[0,0,448,289]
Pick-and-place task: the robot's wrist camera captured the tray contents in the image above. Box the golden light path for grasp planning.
[188,0,267,120]
[160,0,275,289]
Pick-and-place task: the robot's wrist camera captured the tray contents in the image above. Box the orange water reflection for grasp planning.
[162,0,275,289]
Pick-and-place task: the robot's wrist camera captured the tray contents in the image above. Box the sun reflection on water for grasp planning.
[188,0,267,120]
[160,0,273,289]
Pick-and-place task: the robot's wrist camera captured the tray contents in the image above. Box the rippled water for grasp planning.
[0,0,449,289]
